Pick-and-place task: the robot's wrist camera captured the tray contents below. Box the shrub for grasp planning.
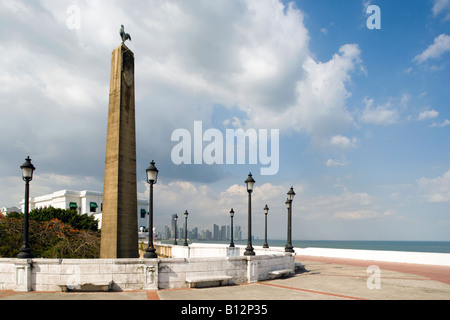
[0,213,100,258]
[29,207,99,232]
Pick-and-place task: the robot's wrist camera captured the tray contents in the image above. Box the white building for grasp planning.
[20,190,149,230]
[0,206,21,215]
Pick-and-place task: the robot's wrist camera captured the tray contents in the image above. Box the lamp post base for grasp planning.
[284,245,294,253]
[17,246,34,259]
[244,247,255,256]
[144,247,158,259]
[263,243,269,248]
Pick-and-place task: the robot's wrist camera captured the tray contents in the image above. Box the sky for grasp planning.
[0,0,449,241]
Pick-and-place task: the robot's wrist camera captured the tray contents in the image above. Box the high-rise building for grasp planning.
[213,224,220,241]
[220,225,227,241]
[235,225,242,241]
[164,225,170,239]
[192,227,198,240]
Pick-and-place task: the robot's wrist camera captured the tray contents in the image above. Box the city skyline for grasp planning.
[156,222,243,242]
[158,214,243,242]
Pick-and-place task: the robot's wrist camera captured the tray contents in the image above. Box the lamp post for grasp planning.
[183,210,189,246]
[263,204,269,248]
[144,160,158,259]
[17,156,36,259]
[244,173,255,256]
[285,187,295,253]
[229,208,235,248]
[173,214,178,245]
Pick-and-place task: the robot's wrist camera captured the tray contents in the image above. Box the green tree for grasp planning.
[0,214,25,257]
[29,207,99,232]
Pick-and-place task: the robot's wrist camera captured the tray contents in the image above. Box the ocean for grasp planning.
[182,239,450,254]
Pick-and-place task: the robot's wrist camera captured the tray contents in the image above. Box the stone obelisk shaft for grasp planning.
[100,44,138,258]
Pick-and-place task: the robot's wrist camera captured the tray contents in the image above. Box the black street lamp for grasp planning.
[173,214,178,245]
[144,160,158,259]
[17,156,36,259]
[263,204,269,248]
[285,187,296,253]
[229,208,235,248]
[183,210,189,246]
[244,173,255,256]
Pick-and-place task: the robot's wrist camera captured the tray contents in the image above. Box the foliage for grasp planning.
[29,207,99,232]
[0,214,25,258]
[0,212,100,258]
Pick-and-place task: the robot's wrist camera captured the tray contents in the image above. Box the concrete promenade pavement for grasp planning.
[1,255,449,300]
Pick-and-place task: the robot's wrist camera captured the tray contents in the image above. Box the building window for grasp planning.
[90,202,98,213]
[69,202,78,210]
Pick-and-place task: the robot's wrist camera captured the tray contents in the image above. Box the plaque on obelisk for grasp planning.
[100,40,138,258]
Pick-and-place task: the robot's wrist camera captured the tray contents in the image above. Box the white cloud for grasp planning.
[431,119,450,127]
[300,188,392,221]
[414,34,450,64]
[418,170,450,203]
[399,94,410,109]
[246,43,362,152]
[432,0,450,19]
[326,159,349,168]
[293,44,362,134]
[334,209,393,220]
[360,97,400,125]
[330,135,357,150]
[418,109,439,121]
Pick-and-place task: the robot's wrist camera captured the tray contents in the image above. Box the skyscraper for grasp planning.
[213,224,220,241]
[220,225,227,241]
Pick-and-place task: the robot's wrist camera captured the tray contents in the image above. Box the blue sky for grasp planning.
[0,0,449,241]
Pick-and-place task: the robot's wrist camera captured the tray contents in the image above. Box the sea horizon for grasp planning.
[162,239,450,254]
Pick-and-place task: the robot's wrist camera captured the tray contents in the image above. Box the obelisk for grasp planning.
[100,43,138,258]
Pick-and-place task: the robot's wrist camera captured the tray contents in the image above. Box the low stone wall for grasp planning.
[0,258,159,292]
[158,243,287,258]
[155,244,172,258]
[158,256,246,289]
[170,244,240,258]
[0,253,294,292]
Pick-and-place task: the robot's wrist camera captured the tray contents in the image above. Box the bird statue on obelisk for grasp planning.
[100,26,138,258]
[120,25,132,43]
